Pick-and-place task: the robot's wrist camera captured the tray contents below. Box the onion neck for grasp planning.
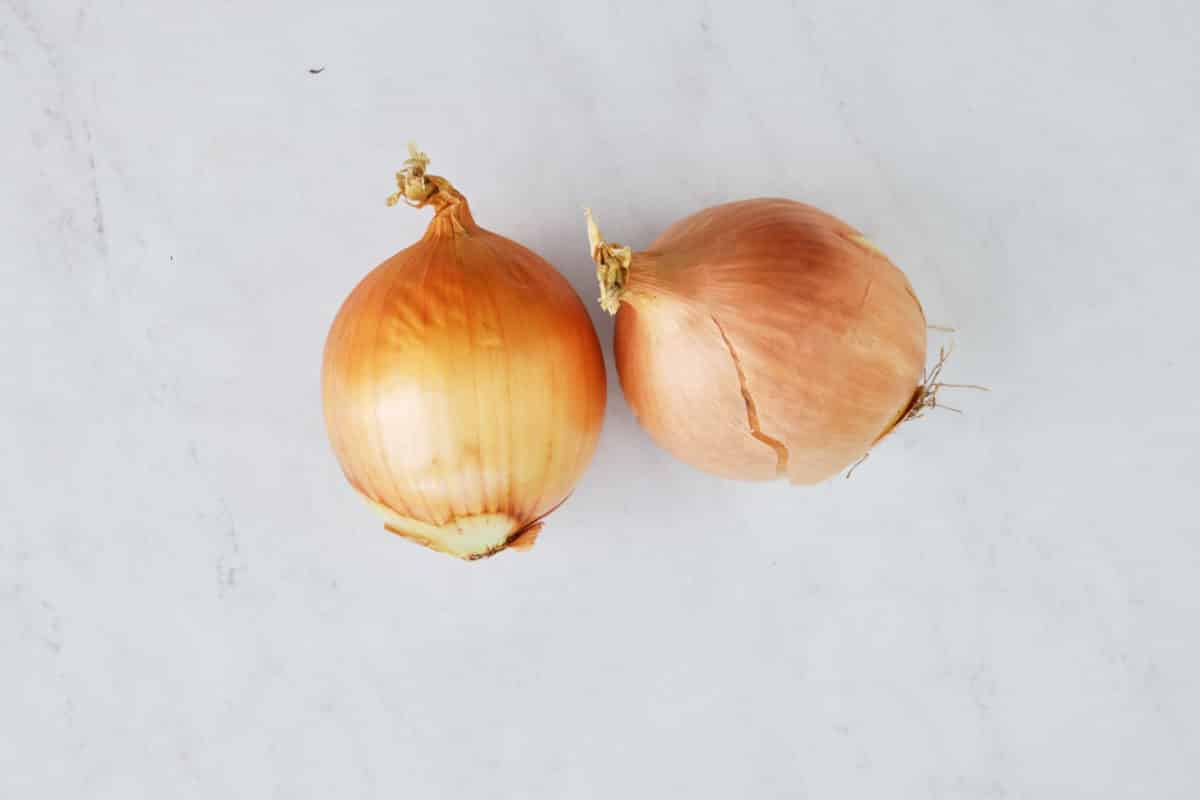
[585,210,682,313]
[387,142,477,234]
[585,209,634,314]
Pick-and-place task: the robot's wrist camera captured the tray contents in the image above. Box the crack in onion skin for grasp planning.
[323,165,606,559]
[596,199,926,484]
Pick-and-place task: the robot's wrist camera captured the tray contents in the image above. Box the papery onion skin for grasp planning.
[589,199,926,484]
[323,149,606,559]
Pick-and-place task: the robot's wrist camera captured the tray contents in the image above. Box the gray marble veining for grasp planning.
[3,1,1198,797]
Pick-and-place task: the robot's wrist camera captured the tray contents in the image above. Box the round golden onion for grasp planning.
[323,147,606,559]
[587,198,927,484]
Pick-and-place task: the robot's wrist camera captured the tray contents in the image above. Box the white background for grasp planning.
[4,1,1199,797]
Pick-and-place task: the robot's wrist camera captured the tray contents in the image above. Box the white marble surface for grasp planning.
[4,1,1199,797]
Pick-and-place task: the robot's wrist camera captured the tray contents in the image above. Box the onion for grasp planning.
[322,145,606,559]
[586,199,928,484]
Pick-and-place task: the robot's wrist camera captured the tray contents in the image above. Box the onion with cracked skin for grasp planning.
[586,199,927,484]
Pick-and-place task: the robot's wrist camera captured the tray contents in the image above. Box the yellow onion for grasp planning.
[586,199,927,484]
[322,145,606,559]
